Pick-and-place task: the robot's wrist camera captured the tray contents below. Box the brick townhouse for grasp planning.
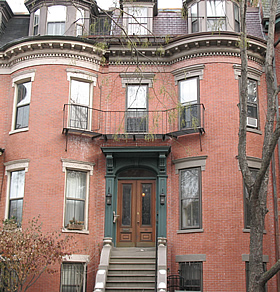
[0,0,279,291]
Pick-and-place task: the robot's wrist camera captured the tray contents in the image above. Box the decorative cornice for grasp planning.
[107,33,266,66]
[0,39,105,72]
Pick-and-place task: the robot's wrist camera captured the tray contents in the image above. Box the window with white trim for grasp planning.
[14,81,31,130]
[179,77,200,130]
[11,71,35,133]
[62,159,93,231]
[66,70,96,131]
[126,84,148,133]
[33,9,40,35]
[207,0,226,31]
[76,9,85,36]
[47,6,66,35]
[60,255,89,292]
[247,79,258,128]
[4,160,29,226]
[127,6,148,35]
[69,80,90,130]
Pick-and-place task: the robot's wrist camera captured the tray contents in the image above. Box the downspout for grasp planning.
[272,37,280,291]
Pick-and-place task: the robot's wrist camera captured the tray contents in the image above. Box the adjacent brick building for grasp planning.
[0,0,279,291]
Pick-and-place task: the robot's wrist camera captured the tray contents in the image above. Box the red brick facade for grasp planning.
[0,1,279,291]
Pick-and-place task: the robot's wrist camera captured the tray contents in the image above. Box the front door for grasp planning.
[117,180,155,247]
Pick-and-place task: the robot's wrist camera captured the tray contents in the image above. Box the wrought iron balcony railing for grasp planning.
[62,104,205,140]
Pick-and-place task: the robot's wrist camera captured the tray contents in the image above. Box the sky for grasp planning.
[7,0,182,13]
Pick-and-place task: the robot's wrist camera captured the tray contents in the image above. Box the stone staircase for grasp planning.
[105,247,156,292]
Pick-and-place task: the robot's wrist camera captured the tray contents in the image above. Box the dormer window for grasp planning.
[128,7,148,35]
[33,10,40,35]
[47,5,66,35]
[186,0,239,33]
[207,0,226,31]
[190,3,198,33]
[76,9,85,36]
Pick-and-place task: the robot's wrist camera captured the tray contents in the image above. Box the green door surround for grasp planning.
[101,146,170,245]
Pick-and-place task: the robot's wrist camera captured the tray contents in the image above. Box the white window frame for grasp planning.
[4,159,29,225]
[33,9,40,35]
[47,5,67,35]
[206,0,226,31]
[66,70,97,131]
[61,254,89,292]
[123,4,153,36]
[10,71,35,135]
[62,159,94,233]
[76,8,85,36]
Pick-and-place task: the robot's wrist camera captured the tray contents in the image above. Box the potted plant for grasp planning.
[67,218,84,230]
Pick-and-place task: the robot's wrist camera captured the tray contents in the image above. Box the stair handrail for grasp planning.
[157,237,167,292]
[93,237,113,292]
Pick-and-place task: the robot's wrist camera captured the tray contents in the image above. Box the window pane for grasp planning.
[207,1,225,17]
[181,169,199,199]
[128,7,148,35]
[48,5,66,22]
[207,18,226,31]
[181,198,199,229]
[142,184,151,225]
[181,168,200,228]
[247,80,257,103]
[47,22,65,35]
[17,82,31,106]
[9,199,23,224]
[70,80,90,106]
[69,105,88,129]
[180,78,197,104]
[66,171,86,199]
[65,200,85,226]
[122,185,132,226]
[127,85,147,109]
[61,263,84,292]
[16,105,30,129]
[10,170,25,199]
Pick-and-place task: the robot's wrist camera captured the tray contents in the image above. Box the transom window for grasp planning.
[207,0,226,31]
[15,81,31,130]
[126,85,148,133]
[47,5,66,35]
[180,167,201,229]
[127,7,148,35]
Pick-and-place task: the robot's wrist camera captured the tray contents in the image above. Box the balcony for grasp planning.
[62,104,205,140]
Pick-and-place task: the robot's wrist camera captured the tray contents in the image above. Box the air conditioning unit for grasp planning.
[247,117,258,128]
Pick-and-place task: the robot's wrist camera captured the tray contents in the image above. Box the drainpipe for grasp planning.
[272,37,280,291]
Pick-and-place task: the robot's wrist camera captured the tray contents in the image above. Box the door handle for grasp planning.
[113,211,120,223]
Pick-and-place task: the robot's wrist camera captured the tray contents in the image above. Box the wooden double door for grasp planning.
[116,180,156,247]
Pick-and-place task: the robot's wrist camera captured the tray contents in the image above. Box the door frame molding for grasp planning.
[101,146,170,246]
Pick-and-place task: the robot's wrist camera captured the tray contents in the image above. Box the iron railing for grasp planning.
[63,103,205,139]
